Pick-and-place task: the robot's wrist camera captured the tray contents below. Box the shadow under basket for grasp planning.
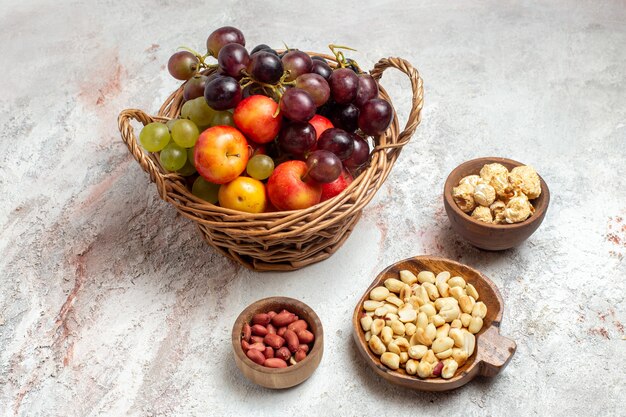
[118,56,424,271]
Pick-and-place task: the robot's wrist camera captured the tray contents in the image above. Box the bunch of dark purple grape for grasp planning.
[166,26,394,185]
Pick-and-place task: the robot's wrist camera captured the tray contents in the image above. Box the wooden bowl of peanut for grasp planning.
[352,256,516,391]
[232,297,324,389]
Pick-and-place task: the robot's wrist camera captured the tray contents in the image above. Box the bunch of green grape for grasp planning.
[139,118,199,173]
[180,97,236,131]
[139,100,239,202]
[139,97,235,174]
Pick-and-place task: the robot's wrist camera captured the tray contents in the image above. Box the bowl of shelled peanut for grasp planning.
[232,297,324,389]
[443,157,550,250]
[352,256,516,392]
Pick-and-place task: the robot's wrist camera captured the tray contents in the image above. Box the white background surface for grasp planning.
[1,1,625,416]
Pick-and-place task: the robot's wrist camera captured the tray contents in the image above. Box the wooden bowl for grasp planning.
[232,297,324,389]
[443,157,550,250]
[352,256,516,392]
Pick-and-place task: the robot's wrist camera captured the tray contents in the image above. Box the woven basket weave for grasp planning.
[118,55,423,271]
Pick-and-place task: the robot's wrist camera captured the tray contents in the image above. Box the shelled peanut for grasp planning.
[360,269,487,379]
[241,309,315,368]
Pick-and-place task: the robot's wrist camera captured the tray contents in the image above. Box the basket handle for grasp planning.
[118,108,172,199]
[369,57,424,154]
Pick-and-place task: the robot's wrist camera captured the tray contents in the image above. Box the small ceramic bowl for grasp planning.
[232,296,324,389]
[352,256,516,391]
[443,157,550,250]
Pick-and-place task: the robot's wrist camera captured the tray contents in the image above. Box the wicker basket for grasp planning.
[118,55,423,271]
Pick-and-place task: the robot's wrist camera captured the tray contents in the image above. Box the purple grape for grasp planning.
[346,59,362,74]
[281,50,313,82]
[279,88,316,122]
[278,122,316,157]
[205,72,225,84]
[248,51,283,84]
[212,67,227,77]
[317,100,335,119]
[264,140,281,159]
[310,60,332,80]
[317,128,354,160]
[328,68,359,104]
[306,150,342,183]
[204,76,242,110]
[217,43,250,77]
[358,99,393,135]
[354,74,379,108]
[331,103,359,132]
[251,44,275,55]
[206,26,245,56]
[183,74,208,101]
[168,51,199,81]
[241,84,254,98]
[242,84,267,98]
[204,72,228,91]
[344,134,370,169]
[295,73,330,107]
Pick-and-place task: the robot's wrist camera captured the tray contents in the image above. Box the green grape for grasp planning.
[246,154,275,180]
[210,110,235,127]
[187,147,196,168]
[166,118,177,132]
[192,176,219,203]
[139,122,171,152]
[177,159,196,176]
[180,100,193,119]
[181,97,215,126]
[171,119,199,148]
[159,142,187,171]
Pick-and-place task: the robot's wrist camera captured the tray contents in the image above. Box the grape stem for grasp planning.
[239,75,284,99]
[178,46,215,69]
[328,44,359,69]
[238,69,295,111]
[346,58,363,73]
